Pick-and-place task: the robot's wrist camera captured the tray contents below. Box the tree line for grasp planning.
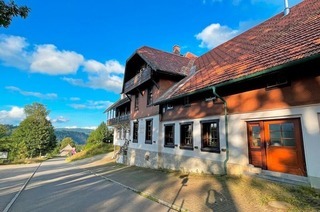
[0,102,113,162]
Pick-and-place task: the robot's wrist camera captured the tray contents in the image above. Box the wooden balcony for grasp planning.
[107,114,130,126]
[124,67,152,93]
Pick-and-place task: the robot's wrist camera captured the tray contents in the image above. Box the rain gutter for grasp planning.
[154,53,320,106]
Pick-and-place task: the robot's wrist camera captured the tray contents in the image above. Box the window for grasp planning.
[145,119,153,144]
[117,128,124,140]
[147,87,153,105]
[164,124,175,148]
[117,128,121,139]
[135,93,139,111]
[184,96,190,107]
[201,120,220,152]
[269,123,295,146]
[133,122,138,143]
[180,123,193,150]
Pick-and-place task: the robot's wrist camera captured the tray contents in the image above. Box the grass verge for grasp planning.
[66,142,114,162]
[0,157,48,165]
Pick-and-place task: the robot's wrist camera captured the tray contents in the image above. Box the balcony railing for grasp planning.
[107,114,130,126]
[124,67,152,93]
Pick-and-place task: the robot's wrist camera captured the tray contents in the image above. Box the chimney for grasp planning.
[173,45,181,55]
[284,0,290,16]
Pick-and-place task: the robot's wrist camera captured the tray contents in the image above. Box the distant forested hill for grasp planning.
[54,128,93,144]
[1,125,92,145]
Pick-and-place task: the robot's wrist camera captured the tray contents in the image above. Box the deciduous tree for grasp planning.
[0,124,7,138]
[0,0,30,28]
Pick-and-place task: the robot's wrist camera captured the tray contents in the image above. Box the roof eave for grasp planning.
[154,53,320,105]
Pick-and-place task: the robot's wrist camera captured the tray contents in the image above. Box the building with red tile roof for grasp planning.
[106,0,320,189]
[156,0,320,104]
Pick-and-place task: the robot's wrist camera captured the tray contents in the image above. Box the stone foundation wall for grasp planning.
[127,147,226,175]
[159,152,225,175]
[127,148,158,169]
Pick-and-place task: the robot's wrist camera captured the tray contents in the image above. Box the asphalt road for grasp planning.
[0,158,169,212]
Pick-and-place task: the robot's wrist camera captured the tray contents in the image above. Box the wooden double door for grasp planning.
[247,118,306,176]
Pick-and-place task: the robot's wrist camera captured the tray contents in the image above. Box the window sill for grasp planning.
[132,140,138,143]
[179,146,194,150]
[145,140,152,144]
[164,145,175,148]
[201,147,220,153]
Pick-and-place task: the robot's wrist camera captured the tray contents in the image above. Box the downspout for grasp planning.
[212,86,229,175]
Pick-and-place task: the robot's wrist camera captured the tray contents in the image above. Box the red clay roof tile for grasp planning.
[156,0,320,103]
[136,46,193,76]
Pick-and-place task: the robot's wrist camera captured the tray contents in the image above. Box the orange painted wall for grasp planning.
[227,75,320,114]
[162,75,320,121]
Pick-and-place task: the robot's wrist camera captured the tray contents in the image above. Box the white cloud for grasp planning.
[0,34,30,69]
[63,59,124,93]
[51,116,69,123]
[69,100,113,110]
[5,86,58,99]
[30,44,84,75]
[0,35,84,75]
[0,34,124,93]
[196,23,239,49]
[70,97,80,101]
[84,60,124,74]
[0,106,26,125]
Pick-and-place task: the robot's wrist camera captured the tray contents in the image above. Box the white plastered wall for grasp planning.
[113,126,130,146]
[125,104,320,188]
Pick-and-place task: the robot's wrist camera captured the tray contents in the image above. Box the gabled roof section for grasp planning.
[155,0,320,103]
[135,46,194,76]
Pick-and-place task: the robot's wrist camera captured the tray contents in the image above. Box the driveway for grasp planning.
[0,157,169,212]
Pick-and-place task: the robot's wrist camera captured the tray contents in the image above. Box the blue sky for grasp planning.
[0,0,302,128]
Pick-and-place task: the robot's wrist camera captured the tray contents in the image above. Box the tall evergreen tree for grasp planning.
[12,103,56,158]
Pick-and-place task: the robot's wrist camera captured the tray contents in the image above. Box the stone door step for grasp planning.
[245,166,309,187]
